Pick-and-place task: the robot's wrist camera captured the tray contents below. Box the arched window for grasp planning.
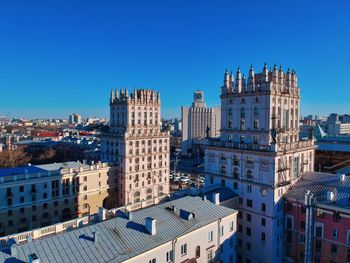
[240,108,245,118]
[234,168,239,179]
[195,246,200,258]
[158,186,164,196]
[134,191,140,202]
[146,188,152,200]
[247,170,253,179]
[220,165,226,174]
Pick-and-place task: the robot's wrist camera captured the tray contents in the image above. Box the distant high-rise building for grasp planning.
[181,90,220,155]
[69,113,82,124]
[101,88,170,208]
[205,64,315,263]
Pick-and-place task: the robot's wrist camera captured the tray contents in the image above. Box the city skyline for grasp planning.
[1,0,350,119]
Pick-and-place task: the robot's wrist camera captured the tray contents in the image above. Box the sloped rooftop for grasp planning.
[285,171,350,209]
[0,196,236,263]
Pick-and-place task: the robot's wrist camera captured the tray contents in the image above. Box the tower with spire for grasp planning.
[101,88,170,208]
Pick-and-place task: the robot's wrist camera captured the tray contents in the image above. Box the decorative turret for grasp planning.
[242,74,246,92]
[291,69,298,87]
[248,64,255,92]
[229,71,234,93]
[262,62,268,82]
[272,64,278,83]
[286,68,292,89]
[235,67,242,93]
[110,89,115,103]
[125,88,128,97]
[157,90,160,103]
[279,65,284,84]
[115,88,119,100]
[221,69,229,95]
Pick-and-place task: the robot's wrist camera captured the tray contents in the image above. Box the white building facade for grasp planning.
[101,88,170,208]
[205,64,315,263]
[182,90,220,155]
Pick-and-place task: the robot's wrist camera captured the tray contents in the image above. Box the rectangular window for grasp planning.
[220,226,224,236]
[229,221,234,231]
[166,250,173,262]
[247,185,252,193]
[331,244,337,254]
[208,231,213,242]
[247,199,253,208]
[332,229,339,239]
[181,244,187,256]
[315,223,324,238]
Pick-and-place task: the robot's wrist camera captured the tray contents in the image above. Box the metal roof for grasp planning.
[0,196,236,263]
[0,162,88,178]
[285,171,350,209]
[35,161,88,171]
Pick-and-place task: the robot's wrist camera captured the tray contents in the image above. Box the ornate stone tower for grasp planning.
[101,88,170,209]
[205,64,315,263]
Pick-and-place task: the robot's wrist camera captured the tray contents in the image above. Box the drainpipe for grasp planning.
[172,238,177,262]
[217,218,222,259]
[304,190,315,263]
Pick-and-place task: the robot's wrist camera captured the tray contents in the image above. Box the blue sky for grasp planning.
[0,0,349,119]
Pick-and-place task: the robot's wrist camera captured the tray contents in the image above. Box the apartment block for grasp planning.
[0,161,117,236]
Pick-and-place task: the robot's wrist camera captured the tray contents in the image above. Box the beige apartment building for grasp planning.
[0,161,117,236]
[0,196,238,263]
[101,88,170,208]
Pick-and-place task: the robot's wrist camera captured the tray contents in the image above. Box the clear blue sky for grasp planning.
[0,0,349,119]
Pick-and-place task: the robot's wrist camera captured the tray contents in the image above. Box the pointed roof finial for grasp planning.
[250,64,254,71]
[263,62,267,69]
[273,64,277,70]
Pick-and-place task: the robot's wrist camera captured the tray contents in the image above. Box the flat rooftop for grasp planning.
[0,196,236,263]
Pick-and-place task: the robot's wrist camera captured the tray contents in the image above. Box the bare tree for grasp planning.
[0,148,31,168]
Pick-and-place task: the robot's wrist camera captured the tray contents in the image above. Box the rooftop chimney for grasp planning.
[10,244,17,256]
[337,173,346,182]
[93,231,99,243]
[326,191,335,202]
[213,192,220,205]
[29,253,40,263]
[145,217,156,235]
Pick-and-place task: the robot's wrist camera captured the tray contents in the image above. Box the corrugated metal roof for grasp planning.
[285,171,350,209]
[0,196,236,263]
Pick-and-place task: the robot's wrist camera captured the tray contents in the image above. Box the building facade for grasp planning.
[0,196,238,263]
[205,64,315,263]
[0,161,117,237]
[284,172,350,263]
[182,90,220,155]
[101,88,170,208]
[69,113,82,124]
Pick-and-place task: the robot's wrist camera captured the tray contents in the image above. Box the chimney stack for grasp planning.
[145,217,156,235]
